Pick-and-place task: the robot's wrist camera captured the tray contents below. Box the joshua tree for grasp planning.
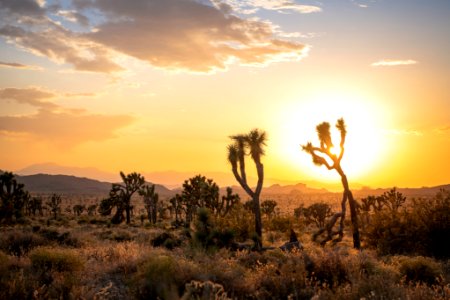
[220,187,240,217]
[139,184,159,224]
[0,172,29,222]
[302,202,333,228]
[46,194,62,220]
[227,129,266,249]
[87,204,97,216]
[261,199,277,219]
[73,204,86,216]
[27,196,43,216]
[99,172,145,224]
[302,118,361,249]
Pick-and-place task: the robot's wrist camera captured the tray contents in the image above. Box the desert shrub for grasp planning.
[366,190,450,258]
[265,215,293,232]
[151,232,182,250]
[29,247,84,299]
[0,229,46,257]
[193,208,236,250]
[132,254,199,299]
[37,228,81,247]
[308,250,349,287]
[98,229,134,242]
[215,204,254,242]
[30,247,84,273]
[398,256,443,285]
[254,253,311,299]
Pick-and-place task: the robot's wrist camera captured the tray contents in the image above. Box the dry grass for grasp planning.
[0,210,449,299]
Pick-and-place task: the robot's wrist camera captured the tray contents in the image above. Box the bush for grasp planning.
[0,230,45,257]
[265,215,293,232]
[308,250,349,287]
[398,256,443,285]
[29,247,84,298]
[132,254,198,299]
[365,190,450,258]
[30,247,84,274]
[151,232,181,250]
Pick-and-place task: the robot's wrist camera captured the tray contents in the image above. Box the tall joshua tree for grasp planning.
[302,118,361,249]
[227,129,266,249]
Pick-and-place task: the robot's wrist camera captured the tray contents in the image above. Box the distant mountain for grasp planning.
[15,163,354,191]
[15,174,175,198]
[17,163,119,182]
[353,184,450,198]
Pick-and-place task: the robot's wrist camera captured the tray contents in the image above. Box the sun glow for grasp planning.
[273,90,386,182]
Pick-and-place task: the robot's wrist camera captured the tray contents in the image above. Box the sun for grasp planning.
[273,90,386,182]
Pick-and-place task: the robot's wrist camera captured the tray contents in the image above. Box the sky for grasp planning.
[0,0,449,188]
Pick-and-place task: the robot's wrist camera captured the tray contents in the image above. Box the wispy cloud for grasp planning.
[387,129,423,136]
[371,59,418,67]
[0,0,309,73]
[436,126,450,134]
[215,0,322,14]
[0,61,43,70]
[0,87,134,147]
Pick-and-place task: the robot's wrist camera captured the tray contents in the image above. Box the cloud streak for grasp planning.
[371,59,417,67]
[215,0,322,14]
[0,61,43,70]
[0,87,134,146]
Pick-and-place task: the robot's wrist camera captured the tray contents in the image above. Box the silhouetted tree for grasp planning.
[227,129,266,249]
[303,202,333,228]
[261,199,277,219]
[27,196,43,216]
[381,188,406,215]
[99,172,145,224]
[73,204,85,216]
[220,187,240,217]
[139,184,159,224]
[302,118,361,249]
[169,194,183,225]
[0,172,29,222]
[46,194,62,219]
[87,204,97,216]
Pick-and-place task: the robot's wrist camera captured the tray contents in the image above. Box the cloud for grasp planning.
[83,0,308,72]
[0,87,58,109]
[0,110,134,146]
[387,129,423,136]
[0,87,134,146]
[215,0,322,14]
[55,10,89,26]
[436,126,450,134]
[0,24,123,73]
[371,59,417,67]
[0,0,309,73]
[0,61,43,70]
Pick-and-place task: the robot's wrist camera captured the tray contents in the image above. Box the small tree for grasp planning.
[0,172,29,222]
[227,129,266,249]
[26,196,43,216]
[72,204,85,216]
[100,172,145,224]
[46,194,62,219]
[261,199,277,219]
[87,204,97,216]
[302,118,361,249]
[302,202,333,228]
[139,184,159,224]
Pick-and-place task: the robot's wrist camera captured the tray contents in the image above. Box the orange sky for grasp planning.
[1,0,449,188]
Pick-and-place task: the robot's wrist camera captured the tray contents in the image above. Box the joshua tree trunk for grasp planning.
[337,169,361,249]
